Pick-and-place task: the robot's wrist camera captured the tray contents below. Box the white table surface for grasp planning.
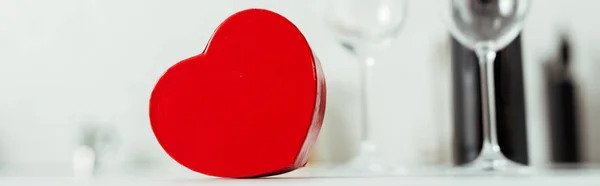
[2,174,600,186]
[2,165,600,186]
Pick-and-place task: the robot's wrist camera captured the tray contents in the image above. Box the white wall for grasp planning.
[1,0,600,174]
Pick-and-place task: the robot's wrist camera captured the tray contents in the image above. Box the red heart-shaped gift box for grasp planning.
[149,8,326,178]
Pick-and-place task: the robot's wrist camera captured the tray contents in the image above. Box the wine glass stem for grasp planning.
[358,56,373,145]
[475,48,501,155]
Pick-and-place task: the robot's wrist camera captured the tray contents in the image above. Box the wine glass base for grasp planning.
[334,158,389,177]
[330,148,404,177]
[453,157,531,176]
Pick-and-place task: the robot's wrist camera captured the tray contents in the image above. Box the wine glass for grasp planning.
[440,0,529,172]
[322,0,408,175]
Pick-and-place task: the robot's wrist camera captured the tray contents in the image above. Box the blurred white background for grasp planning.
[1,0,600,176]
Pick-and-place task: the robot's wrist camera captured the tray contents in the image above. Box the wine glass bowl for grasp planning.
[444,0,529,51]
[325,0,408,52]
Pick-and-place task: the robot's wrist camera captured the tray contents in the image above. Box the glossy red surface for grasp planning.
[149,9,326,178]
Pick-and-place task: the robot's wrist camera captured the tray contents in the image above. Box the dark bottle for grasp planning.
[451,34,529,165]
[545,34,581,163]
